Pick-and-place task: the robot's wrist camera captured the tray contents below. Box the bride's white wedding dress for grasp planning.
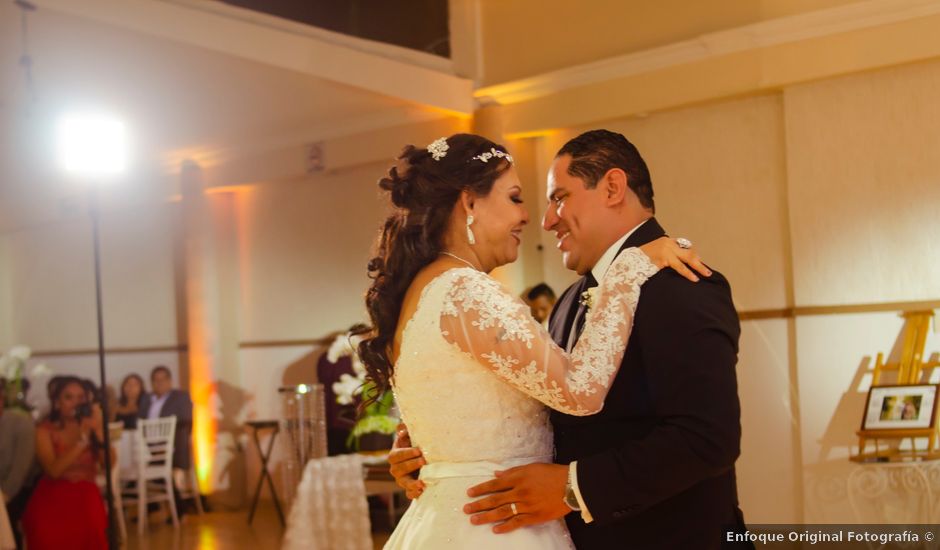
[384,248,658,549]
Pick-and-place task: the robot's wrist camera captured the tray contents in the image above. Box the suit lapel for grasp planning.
[549,276,590,347]
[550,218,666,348]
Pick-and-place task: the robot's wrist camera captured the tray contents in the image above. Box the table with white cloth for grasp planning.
[282,454,374,550]
[116,429,140,479]
[847,460,940,523]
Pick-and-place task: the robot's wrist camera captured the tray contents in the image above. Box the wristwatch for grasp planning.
[563,464,581,511]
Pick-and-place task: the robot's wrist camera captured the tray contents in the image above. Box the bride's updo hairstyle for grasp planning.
[358,133,513,397]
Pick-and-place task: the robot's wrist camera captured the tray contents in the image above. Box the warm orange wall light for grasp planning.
[189,352,216,493]
[188,186,253,493]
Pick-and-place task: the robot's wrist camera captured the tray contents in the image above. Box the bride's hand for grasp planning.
[638,237,711,282]
[388,423,426,499]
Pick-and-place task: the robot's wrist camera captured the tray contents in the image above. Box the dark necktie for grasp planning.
[565,271,598,352]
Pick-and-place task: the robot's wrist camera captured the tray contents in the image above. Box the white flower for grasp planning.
[348,333,367,375]
[0,355,16,379]
[332,373,364,405]
[28,362,53,378]
[579,287,598,310]
[350,355,366,377]
[327,331,369,374]
[427,137,449,161]
[326,333,354,363]
[9,346,31,362]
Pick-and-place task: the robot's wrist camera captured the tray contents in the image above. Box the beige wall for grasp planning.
[479,0,865,85]
[784,60,940,306]
[6,203,178,351]
[0,235,12,351]
[235,163,386,344]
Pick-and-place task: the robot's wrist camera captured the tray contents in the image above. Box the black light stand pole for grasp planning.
[90,188,118,549]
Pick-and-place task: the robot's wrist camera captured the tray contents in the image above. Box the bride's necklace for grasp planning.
[440,251,480,271]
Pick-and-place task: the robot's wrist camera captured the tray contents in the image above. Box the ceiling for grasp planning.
[0,1,449,228]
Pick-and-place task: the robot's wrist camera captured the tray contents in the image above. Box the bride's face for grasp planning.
[470,167,529,270]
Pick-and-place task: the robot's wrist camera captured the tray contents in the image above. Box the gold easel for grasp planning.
[852,311,940,462]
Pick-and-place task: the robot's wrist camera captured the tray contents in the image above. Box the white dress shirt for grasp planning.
[147,392,170,420]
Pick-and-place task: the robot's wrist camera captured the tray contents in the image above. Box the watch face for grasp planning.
[565,487,580,511]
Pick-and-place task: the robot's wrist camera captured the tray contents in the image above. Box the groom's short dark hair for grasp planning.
[556,129,655,213]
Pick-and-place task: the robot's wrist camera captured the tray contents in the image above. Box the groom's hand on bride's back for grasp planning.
[463,463,570,534]
[388,423,426,499]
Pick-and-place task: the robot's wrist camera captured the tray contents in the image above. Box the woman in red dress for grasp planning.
[22,376,110,549]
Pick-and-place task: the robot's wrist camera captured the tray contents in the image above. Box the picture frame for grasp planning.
[861,384,939,431]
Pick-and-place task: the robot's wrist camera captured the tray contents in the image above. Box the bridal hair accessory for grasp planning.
[579,287,598,310]
[676,237,693,249]
[466,214,476,245]
[427,137,449,161]
[472,147,513,164]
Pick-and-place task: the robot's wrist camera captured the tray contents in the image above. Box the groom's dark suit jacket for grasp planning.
[549,218,751,550]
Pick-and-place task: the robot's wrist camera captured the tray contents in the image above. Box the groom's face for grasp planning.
[543,155,607,276]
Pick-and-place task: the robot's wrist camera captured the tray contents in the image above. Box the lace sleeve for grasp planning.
[440,248,659,416]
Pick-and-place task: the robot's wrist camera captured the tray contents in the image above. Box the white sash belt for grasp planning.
[419,456,552,480]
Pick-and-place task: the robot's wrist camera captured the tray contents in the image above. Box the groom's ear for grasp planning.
[602,168,628,207]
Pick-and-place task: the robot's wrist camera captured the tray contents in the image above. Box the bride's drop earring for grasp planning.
[466,214,476,245]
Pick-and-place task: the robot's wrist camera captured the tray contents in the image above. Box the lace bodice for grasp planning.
[392,248,657,464]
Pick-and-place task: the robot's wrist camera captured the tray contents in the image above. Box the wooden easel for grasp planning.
[853,311,940,462]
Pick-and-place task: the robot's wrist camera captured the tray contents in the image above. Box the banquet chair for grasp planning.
[174,449,204,515]
[120,417,178,534]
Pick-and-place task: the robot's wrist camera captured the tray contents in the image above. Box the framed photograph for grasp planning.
[861,384,939,431]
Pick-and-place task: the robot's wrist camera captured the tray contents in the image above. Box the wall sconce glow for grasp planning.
[56,113,127,176]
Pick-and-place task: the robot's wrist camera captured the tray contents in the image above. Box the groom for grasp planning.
[390,130,751,549]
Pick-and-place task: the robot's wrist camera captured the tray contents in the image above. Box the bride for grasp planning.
[358,134,703,549]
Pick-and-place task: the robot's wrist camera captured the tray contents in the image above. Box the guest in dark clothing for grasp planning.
[138,366,194,517]
[137,367,192,471]
[113,374,146,430]
[1,378,37,550]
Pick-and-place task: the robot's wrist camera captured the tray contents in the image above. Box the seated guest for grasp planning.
[22,376,110,550]
[523,282,557,328]
[113,374,146,430]
[138,366,193,515]
[1,378,37,550]
[138,366,192,471]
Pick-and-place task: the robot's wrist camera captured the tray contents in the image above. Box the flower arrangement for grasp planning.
[579,287,598,310]
[326,332,398,451]
[0,345,53,412]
